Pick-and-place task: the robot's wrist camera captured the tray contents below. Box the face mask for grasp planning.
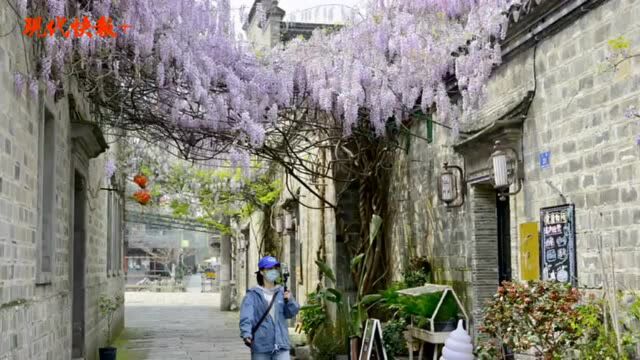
[264,269,280,283]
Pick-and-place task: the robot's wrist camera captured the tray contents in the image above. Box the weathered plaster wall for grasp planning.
[235,147,338,310]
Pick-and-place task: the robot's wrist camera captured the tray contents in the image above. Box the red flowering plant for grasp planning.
[476,281,582,360]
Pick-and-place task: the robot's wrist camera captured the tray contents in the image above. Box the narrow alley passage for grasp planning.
[118,275,247,360]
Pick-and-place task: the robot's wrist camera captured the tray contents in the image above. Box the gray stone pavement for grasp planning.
[119,275,248,360]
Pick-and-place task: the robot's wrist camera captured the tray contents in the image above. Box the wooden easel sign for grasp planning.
[358,319,388,360]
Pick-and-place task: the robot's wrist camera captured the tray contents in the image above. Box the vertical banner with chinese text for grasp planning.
[540,204,577,287]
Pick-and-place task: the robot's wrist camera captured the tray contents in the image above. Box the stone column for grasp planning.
[220,216,232,311]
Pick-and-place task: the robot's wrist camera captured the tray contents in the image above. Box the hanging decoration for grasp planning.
[133,189,152,205]
[133,174,149,189]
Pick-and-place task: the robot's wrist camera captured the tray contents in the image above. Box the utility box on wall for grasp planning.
[519,222,540,281]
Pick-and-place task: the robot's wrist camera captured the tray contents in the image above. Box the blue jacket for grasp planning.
[239,286,300,354]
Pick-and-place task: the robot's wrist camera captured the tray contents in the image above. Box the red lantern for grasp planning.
[133,174,148,188]
[133,190,151,205]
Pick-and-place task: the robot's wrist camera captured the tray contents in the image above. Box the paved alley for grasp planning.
[119,275,247,360]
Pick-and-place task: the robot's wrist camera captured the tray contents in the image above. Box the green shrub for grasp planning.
[477,282,640,359]
[403,256,431,288]
[299,292,327,342]
[476,281,583,359]
[311,322,345,360]
[570,295,639,359]
[383,318,408,359]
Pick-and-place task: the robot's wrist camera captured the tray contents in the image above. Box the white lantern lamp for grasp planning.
[284,210,294,231]
[438,162,465,209]
[274,214,284,234]
[489,140,522,201]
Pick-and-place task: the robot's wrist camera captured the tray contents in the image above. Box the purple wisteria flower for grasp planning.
[624,106,639,119]
[104,158,117,179]
[14,72,25,96]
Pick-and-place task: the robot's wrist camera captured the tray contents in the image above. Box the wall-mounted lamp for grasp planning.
[274,214,284,234]
[437,162,465,209]
[489,140,522,201]
[284,211,295,231]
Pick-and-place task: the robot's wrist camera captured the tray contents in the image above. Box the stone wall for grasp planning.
[0,1,124,359]
[512,0,640,289]
[386,0,640,338]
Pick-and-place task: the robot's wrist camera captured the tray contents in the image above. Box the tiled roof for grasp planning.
[502,0,607,59]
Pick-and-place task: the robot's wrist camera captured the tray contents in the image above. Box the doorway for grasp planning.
[72,171,86,359]
[496,195,512,283]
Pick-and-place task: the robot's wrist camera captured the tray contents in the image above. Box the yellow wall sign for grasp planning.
[519,222,540,281]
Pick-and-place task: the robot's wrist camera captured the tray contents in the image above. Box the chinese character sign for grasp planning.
[540,204,577,287]
[23,16,131,39]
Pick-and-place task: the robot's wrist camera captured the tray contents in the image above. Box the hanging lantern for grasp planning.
[133,189,151,205]
[274,215,284,234]
[490,141,509,188]
[489,140,522,200]
[133,174,148,189]
[284,211,294,231]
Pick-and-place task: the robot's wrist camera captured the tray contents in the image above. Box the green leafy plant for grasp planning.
[98,294,124,345]
[402,256,431,288]
[478,283,640,360]
[383,318,408,359]
[298,292,328,342]
[571,298,624,359]
[435,294,459,322]
[569,293,640,359]
[311,322,346,360]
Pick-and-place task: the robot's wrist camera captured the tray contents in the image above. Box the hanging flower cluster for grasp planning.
[272,0,513,135]
[13,0,515,161]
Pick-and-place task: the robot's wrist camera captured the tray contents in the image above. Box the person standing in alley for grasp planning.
[240,256,300,360]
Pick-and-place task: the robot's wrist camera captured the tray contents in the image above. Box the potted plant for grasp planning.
[98,294,123,360]
[432,294,461,332]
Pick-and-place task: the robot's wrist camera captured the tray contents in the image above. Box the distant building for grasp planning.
[243,0,340,49]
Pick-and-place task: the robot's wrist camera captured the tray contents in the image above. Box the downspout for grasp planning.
[319,147,327,279]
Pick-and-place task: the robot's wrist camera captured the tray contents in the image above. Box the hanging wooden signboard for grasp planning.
[359,319,388,360]
[540,204,577,287]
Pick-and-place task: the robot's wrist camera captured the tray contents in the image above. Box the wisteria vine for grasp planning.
[10,0,516,160]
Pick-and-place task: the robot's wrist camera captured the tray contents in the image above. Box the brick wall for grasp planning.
[386,0,640,335]
[513,0,640,289]
[0,1,124,359]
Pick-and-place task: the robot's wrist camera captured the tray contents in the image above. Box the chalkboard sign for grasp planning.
[359,319,387,360]
[540,204,577,287]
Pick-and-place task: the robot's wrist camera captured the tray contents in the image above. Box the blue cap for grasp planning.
[258,256,280,270]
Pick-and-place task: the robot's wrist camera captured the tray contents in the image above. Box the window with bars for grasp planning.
[106,189,123,275]
[36,107,56,284]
